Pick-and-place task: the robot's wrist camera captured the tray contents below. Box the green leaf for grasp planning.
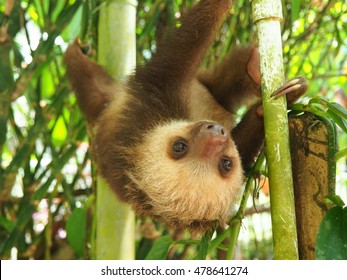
[0,204,35,255]
[55,1,82,32]
[326,101,347,120]
[51,116,67,146]
[325,195,345,207]
[0,216,14,232]
[0,117,7,147]
[334,148,347,162]
[61,5,83,41]
[51,0,67,22]
[66,207,87,258]
[145,235,173,260]
[291,0,302,24]
[40,67,55,99]
[197,231,213,260]
[33,177,55,200]
[209,227,230,252]
[136,238,154,260]
[326,109,347,134]
[316,206,347,260]
[0,59,14,92]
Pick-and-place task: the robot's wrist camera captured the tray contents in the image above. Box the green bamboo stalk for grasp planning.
[226,154,265,259]
[96,0,137,260]
[252,0,299,259]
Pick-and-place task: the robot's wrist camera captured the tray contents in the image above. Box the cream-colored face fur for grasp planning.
[127,120,244,225]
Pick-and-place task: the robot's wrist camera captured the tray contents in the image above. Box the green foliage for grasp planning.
[145,235,173,260]
[325,194,346,208]
[196,231,213,260]
[291,0,303,24]
[0,0,346,260]
[316,195,347,260]
[316,205,347,260]
[66,207,87,258]
[0,0,93,260]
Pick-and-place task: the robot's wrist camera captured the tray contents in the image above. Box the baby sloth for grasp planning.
[65,0,307,232]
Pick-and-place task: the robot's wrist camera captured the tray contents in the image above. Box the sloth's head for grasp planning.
[127,120,244,231]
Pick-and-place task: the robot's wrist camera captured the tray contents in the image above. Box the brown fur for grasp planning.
[64,0,306,232]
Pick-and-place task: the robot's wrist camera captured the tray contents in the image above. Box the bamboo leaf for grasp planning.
[326,102,347,120]
[197,231,213,260]
[291,0,302,24]
[326,109,347,133]
[0,216,14,232]
[334,148,347,162]
[55,0,82,29]
[51,0,67,22]
[136,238,154,260]
[33,178,55,200]
[51,116,68,146]
[0,204,35,255]
[61,6,83,42]
[145,235,173,260]
[325,195,345,207]
[40,67,55,98]
[66,207,87,258]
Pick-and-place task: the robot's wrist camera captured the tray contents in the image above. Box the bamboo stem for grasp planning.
[252,0,299,260]
[96,0,137,260]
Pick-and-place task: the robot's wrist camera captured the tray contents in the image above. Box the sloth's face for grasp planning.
[127,120,244,228]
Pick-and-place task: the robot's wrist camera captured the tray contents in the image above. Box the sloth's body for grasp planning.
[65,0,306,232]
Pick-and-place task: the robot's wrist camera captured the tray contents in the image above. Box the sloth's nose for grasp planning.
[201,122,227,138]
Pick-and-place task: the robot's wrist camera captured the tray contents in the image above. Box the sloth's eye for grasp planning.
[219,157,232,176]
[172,140,188,159]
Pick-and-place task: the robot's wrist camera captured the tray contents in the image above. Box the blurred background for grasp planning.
[0,0,346,259]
